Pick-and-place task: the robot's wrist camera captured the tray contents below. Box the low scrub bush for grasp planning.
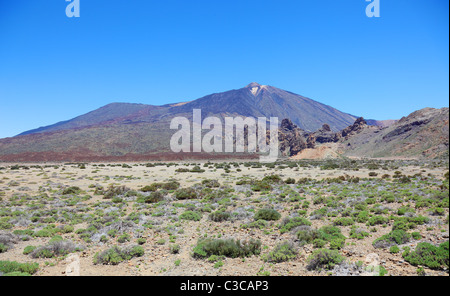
[333,217,355,226]
[202,180,220,188]
[0,261,39,276]
[180,211,202,221]
[30,240,82,259]
[192,238,261,259]
[403,241,449,270]
[295,226,319,245]
[349,226,370,240]
[93,245,144,265]
[372,230,411,249]
[209,211,232,222]
[263,241,298,263]
[280,217,312,233]
[174,188,198,200]
[254,209,281,221]
[138,191,164,204]
[306,249,344,271]
[103,185,130,199]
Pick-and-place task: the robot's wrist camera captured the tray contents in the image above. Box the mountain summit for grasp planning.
[163,83,357,132]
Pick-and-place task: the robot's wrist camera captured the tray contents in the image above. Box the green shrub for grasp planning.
[296,226,319,245]
[174,188,197,200]
[0,261,39,275]
[397,207,415,216]
[367,215,389,226]
[285,178,296,184]
[280,217,312,233]
[313,239,327,248]
[333,217,355,226]
[170,244,180,254]
[192,238,261,259]
[142,184,161,192]
[263,241,297,263]
[117,233,131,243]
[23,246,37,255]
[209,211,231,222]
[103,185,129,199]
[139,191,165,204]
[33,229,54,238]
[202,180,220,188]
[412,232,422,240]
[93,245,144,265]
[190,166,205,173]
[349,226,370,240]
[262,175,284,184]
[404,241,449,270]
[373,230,411,249]
[254,209,281,221]
[142,181,180,192]
[137,238,146,245]
[180,211,202,221]
[317,225,346,243]
[390,245,400,254]
[31,240,80,258]
[355,211,370,223]
[2,271,32,276]
[329,238,345,250]
[59,225,74,234]
[241,220,268,230]
[306,249,344,271]
[62,186,81,195]
[107,229,118,238]
[251,181,273,192]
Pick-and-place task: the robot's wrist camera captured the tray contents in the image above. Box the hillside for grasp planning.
[339,107,449,159]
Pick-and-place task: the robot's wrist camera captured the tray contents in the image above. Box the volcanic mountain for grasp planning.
[1,83,447,162]
[0,83,360,161]
[18,83,357,136]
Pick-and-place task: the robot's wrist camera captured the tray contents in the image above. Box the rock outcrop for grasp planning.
[278,117,370,157]
[278,119,310,156]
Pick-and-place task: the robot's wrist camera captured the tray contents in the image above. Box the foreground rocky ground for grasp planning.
[0,159,448,276]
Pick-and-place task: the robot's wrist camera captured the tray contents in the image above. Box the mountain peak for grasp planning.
[245,82,268,96]
[246,82,262,88]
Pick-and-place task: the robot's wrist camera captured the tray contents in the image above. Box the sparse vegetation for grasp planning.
[0,159,447,276]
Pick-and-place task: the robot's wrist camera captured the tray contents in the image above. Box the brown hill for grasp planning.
[338,107,449,159]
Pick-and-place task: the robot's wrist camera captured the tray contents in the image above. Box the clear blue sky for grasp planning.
[0,0,448,139]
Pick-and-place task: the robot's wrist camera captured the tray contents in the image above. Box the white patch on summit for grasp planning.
[250,87,259,96]
[247,83,268,96]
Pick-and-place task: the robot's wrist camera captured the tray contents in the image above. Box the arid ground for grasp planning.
[0,159,448,276]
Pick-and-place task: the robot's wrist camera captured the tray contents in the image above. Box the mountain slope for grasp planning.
[165,83,357,132]
[18,103,165,136]
[18,83,357,137]
[339,107,449,159]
